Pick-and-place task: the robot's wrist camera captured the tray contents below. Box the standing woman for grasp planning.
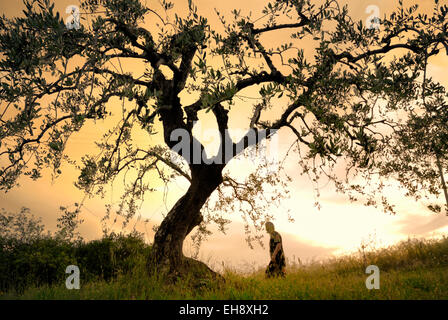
[265,221,286,278]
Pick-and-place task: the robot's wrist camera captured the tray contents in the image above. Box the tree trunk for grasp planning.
[436,155,448,216]
[150,164,223,278]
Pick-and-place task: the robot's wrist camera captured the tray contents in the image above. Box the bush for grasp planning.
[0,233,151,293]
[0,208,151,293]
[75,232,151,282]
[0,236,76,292]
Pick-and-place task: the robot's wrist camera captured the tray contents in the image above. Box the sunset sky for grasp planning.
[1,0,448,273]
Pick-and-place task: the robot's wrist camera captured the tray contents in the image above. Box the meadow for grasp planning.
[2,234,448,300]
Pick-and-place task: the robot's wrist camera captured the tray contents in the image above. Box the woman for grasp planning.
[265,221,286,278]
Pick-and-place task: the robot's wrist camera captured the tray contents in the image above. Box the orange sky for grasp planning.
[1,0,448,273]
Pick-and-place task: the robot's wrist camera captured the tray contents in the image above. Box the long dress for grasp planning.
[265,230,286,278]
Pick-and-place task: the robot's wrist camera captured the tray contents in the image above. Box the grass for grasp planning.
[2,236,448,300]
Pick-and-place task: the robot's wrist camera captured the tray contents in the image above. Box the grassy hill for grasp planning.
[2,235,448,299]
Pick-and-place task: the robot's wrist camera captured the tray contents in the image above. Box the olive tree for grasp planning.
[1,0,447,277]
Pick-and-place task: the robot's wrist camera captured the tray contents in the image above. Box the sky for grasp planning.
[1,0,448,273]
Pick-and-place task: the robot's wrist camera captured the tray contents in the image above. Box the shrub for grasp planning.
[0,207,151,293]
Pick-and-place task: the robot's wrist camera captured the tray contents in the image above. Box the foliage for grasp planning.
[0,207,47,242]
[0,208,150,293]
[377,57,448,214]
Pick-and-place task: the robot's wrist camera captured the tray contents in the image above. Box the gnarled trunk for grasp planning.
[150,164,223,278]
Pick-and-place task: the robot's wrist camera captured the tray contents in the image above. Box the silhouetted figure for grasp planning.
[265,221,286,278]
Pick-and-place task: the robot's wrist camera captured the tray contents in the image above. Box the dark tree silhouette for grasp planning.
[1,0,447,277]
[379,50,448,215]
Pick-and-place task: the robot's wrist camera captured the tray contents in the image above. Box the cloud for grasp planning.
[396,212,448,236]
